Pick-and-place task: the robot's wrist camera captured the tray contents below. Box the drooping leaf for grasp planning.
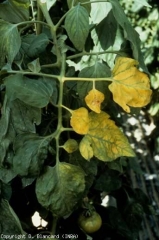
[109,0,148,73]
[0,20,21,68]
[95,10,117,50]
[63,139,78,153]
[65,5,89,51]
[4,74,56,108]
[0,0,29,23]
[109,57,152,113]
[36,163,85,217]
[70,107,90,134]
[67,0,91,14]
[79,111,135,161]
[13,133,50,177]
[77,61,111,102]
[0,199,25,235]
[85,89,105,113]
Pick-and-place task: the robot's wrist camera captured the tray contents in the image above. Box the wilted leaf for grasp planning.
[13,133,50,177]
[0,0,29,23]
[0,199,25,235]
[36,163,85,217]
[96,10,117,50]
[85,89,105,113]
[70,107,90,134]
[79,111,135,161]
[63,139,78,153]
[109,0,148,73]
[65,5,89,51]
[109,57,152,113]
[0,20,21,68]
[67,0,91,13]
[4,74,56,108]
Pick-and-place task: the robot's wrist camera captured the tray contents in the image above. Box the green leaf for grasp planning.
[67,0,91,14]
[0,20,21,68]
[28,33,49,58]
[0,0,29,23]
[9,99,41,134]
[95,10,117,50]
[95,169,122,192]
[65,5,89,51]
[77,61,111,102]
[0,199,25,235]
[4,74,56,108]
[36,162,85,217]
[27,58,41,73]
[109,0,148,73]
[90,2,112,24]
[13,133,50,177]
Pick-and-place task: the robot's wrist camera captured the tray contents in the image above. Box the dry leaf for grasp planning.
[85,89,105,113]
[79,111,135,161]
[70,107,89,134]
[63,139,78,153]
[109,57,152,113]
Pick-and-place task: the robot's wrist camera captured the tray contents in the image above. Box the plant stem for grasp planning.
[67,50,123,60]
[55,9,72,29]
[50,216,59,239]
[37,5,44,35]
[81,0,108,4]
[16,20,50,28]
[63,77,113,82]
[7,70,60,80]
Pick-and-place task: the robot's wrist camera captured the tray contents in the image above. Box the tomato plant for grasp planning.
[0,0,157,239]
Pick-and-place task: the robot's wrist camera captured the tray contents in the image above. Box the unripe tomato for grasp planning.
[78,211,102,234]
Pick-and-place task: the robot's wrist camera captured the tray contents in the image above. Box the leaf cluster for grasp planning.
[0,0,153,238]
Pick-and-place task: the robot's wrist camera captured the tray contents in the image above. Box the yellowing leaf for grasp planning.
[85,89,105,113]
[79,111,135,161]
[63,139,78,153]
[70,107,89,134]
[109,57,152,113]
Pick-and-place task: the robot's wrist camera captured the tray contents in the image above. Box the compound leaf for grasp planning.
[0,21,21,68]
[65,5,89,51]
[85,89,105,113]
[36,163,85,217]
[70,107,90,134]
[79,111,135,161]
[109,57,152,113]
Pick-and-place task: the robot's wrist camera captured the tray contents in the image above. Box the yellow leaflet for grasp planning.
[85,89,105,113]
[70,107,89,134]
[79,111,135,161]
[109,57,152,113]
[63,139,78,153]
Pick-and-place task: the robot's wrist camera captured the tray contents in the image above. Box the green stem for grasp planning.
[16,20,50,28]
[63,77,113,82]
[55,9,72,29]
[37,0,61,66]
[81,0,108,4]
[50,216,59,239]
[67,50,123,60]
[37,5,44,35]
[7,70,60,80]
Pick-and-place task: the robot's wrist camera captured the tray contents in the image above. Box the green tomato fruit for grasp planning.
[78,211,102,234]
